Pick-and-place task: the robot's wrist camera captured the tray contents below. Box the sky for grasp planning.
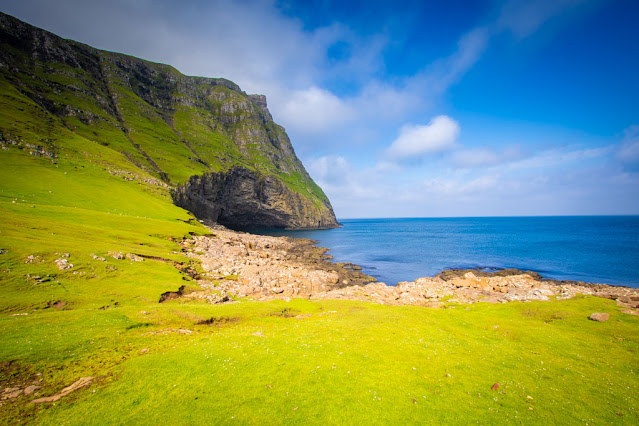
[1,0,638,218]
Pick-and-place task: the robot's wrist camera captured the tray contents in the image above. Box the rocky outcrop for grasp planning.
[175,225,374,303]
[170,225,639,313]
[0,12,336,230]
[173,167,338,230]
[315,270,639,307]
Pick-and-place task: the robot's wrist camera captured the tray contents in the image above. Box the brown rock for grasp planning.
[31,377,93,403]
[491,383,500,391]
[588,313,610,322]
[23,385,40,395]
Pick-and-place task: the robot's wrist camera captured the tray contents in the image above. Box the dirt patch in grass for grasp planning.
[521,308,570,323]
[270,307,299,318]
[126,322,154,330]
[195,316,240,326]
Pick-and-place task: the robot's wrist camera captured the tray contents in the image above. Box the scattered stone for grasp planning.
[125,253,145,262]
[108,251,125,260]
[589,313,610,322]
[491,383,500,391]
[54,258,73,270]
[1,388,22,399]
[31,377,93,404]
[166,224,639,308]
[24,254,42,264]
[526,395,534,400]
[91,254,106,262]
[251,332,264,337]
[295,314,312,319]
[140,348,149,353]
[620,309,639,316]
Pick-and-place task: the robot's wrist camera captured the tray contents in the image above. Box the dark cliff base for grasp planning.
[173,167,339,230]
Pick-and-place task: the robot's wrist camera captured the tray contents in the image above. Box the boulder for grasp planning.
[588,313,610,322]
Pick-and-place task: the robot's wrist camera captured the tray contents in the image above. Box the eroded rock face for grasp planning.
[173,167,338,230]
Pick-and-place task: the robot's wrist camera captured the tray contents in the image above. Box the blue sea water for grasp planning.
[260,216,639,288]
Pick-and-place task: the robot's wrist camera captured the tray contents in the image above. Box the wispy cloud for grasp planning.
[616,125,639,170]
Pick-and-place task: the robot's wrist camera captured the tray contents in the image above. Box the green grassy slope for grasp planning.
[0,11,331,208]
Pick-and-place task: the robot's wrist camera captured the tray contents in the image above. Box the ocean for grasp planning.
[259,216,639,288]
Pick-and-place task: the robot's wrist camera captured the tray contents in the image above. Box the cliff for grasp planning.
[0,12,337,229]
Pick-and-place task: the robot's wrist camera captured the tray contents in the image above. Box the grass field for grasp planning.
[1,142,638,425]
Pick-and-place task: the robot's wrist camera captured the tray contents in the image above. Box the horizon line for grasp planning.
[335,214,639,220]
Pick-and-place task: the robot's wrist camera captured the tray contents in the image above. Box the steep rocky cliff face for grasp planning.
[0,12,337,229]
[173,167,338,230]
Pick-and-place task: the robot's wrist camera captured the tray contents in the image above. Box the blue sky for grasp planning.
[2,0,638,218]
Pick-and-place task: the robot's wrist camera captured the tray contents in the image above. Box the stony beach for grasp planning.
[175,225,639,313]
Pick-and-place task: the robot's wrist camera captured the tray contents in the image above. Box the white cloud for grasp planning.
[387,116,460,160]
[274,87,356,134]
[307,155,351,185]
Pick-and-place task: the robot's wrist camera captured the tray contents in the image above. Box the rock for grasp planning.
[251,332,264,337]
[2,387,22,399]
[31,377,93,403]
[54,258,73,270]
[125,253,145,262]
[589,313,610,322]
[491,383,500,391]
[173,167,338,231]
[23,385,40,395]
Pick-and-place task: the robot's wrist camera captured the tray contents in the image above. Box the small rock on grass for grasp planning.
[491,383,500,391]
[589,313,610,322]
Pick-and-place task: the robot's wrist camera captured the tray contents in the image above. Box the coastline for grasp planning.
[176,225,639,313]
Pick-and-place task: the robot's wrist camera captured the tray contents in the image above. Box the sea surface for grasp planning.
[259,216,639,288]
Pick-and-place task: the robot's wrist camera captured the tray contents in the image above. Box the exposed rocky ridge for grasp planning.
[175,225,375,303]
[0,12,337,229]
[174,226,639,313]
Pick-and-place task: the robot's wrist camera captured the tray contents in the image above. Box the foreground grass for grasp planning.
[1,296,637,424]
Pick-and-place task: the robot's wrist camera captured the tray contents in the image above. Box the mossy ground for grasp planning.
[1,137,638,425]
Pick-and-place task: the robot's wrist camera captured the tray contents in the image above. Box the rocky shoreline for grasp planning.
[175,225,639,313]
